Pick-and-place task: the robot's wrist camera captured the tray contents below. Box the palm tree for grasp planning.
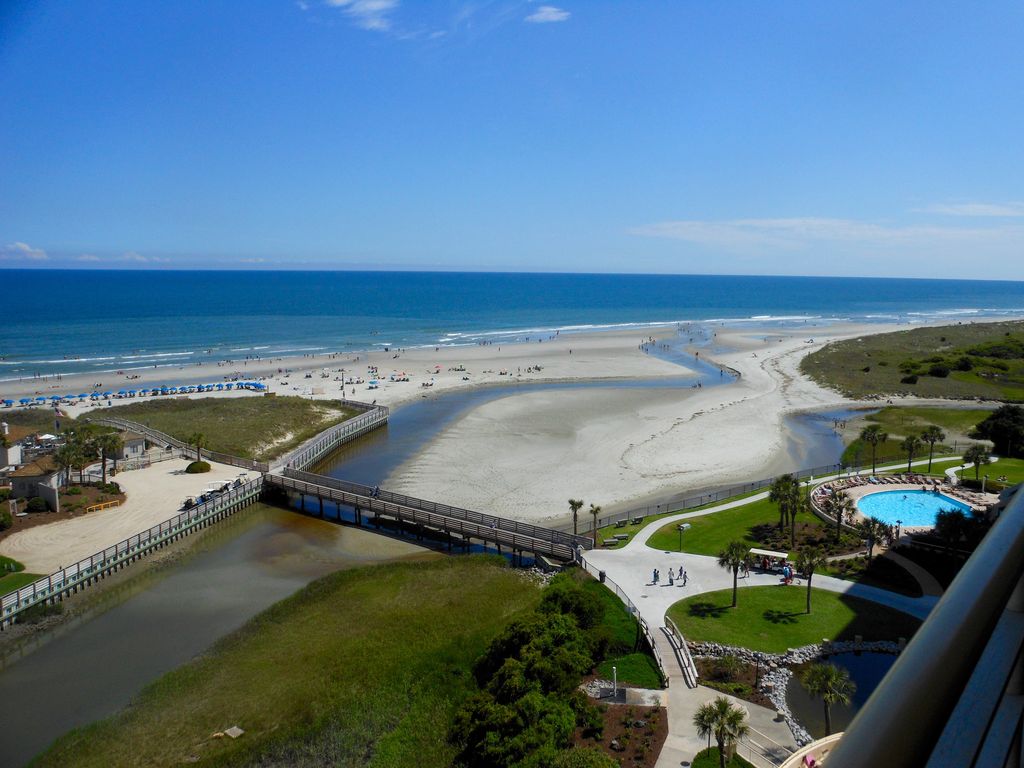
[858,516,890,560]
[859,425,888,475]
[900,434,922,473]
[568,499,584,536]
[718,541,749,608]
[95,432,124,484]
[822,490,855,544]
[589,503,602,546]
[54,443,80,489]
[692,696,750,768]
[790,483,812,549]
[188,432,206,462]
[963,444,992,482]
[802,663,855,736]
[920,425,946,472]
[795,546,828,614]
[769,474,799,531]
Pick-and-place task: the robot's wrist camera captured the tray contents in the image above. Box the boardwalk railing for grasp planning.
[274,402,388,471]
[267,472,580,561]
[576,454,965,531]
[0,478,263,628]
[578,556,667,688]
[92,417,269,473]
[664,615,699,688]
[282,468,592,551]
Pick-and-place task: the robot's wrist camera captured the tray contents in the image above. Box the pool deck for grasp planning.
[818,480,999,531]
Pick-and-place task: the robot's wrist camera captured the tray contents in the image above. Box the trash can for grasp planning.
[599,570,606,583]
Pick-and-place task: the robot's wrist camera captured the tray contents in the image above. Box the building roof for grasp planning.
[10,454,61,478]
[122,431,146,442]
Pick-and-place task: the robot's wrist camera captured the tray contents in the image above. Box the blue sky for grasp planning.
[1,1,1022,278]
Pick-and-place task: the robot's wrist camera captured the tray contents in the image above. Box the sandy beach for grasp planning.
[1,317,1007,569]
[382,321,904,526]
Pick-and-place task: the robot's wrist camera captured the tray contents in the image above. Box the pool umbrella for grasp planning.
[19,398,31,404]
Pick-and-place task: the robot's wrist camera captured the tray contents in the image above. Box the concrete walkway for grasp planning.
[881,549,944,597]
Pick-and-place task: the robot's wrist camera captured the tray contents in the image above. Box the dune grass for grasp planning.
[800,320,1024,401]
[32,556,540,768]
[667,586,921,653]
[87,396,359,461]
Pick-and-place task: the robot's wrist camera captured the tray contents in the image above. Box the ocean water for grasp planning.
[2,270,1023,379]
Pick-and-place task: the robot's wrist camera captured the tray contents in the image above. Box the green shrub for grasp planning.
[65,487,83,495]
[900,374,919,384]
[27,497,48,513]
[928,364,951,378]
[0,509,11,531]
[19,601,63,624]
[185,460,211,474]
[0,488,9,502]
[954,356,974,371]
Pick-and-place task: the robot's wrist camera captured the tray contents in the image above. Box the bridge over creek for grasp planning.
[266,468,592,562]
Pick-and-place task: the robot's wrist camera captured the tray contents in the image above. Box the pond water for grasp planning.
[786,652,899,738]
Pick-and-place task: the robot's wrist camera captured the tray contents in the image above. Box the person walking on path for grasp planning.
[682,570,688,586]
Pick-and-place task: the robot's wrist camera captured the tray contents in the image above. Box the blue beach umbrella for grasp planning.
[35,396,46,402]
[3,399,14,406]
[117,390,127,395]
[19,398,31,405]
[78,393,89,399]
[103,391,113,397]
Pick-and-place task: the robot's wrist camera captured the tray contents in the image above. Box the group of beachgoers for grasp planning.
[651,566,688,587]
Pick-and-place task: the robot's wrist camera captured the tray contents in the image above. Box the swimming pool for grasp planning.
[856,489,972,527]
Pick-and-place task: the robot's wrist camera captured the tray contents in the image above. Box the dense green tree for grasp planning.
[552,746,619,768]
[972,404,1024,457]
[94,432,124,484]
[935,508,969,563]
[858,517,890,560]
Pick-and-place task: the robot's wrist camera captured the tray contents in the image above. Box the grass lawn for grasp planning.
[0,555,40,594]
[33,556,540,768]
[864,406,993,436]
[958,457,1024,487]
[596,490,765,550]
[800,320,1024,401]
[667,586,921,653]
[86,396,359,461]
[579,574,663,688]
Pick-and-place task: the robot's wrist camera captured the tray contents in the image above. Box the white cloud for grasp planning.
[917,201,1024,218]
[0,242,48,261]
[120,251,170,263]
[76,254,101,262]
[326,0,399,31]
[631,216,1024,252]
[525,5,570,23]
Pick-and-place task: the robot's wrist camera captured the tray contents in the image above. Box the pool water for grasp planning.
[856,489,971,527]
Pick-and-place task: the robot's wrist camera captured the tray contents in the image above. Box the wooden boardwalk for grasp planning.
[267,469,593,561]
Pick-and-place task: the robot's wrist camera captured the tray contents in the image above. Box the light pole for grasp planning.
[895,519,902,543]
[612,665,618,699]
[983,474,988,493]
[677,522,691,551]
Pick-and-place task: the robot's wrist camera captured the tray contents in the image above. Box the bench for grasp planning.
[614,520,628,528]
[631,517,645,526]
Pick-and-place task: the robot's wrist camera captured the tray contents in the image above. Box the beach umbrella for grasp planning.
[216,383,224,390]
[49,395,61,401]
[128,390,136,395]
[117,390,127,395]
[3,399,13,406]
[103,391,113,397]
[35,396,46,402]
[78,393,89,399]
[19,398,31,404]
[226,383,234,390]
